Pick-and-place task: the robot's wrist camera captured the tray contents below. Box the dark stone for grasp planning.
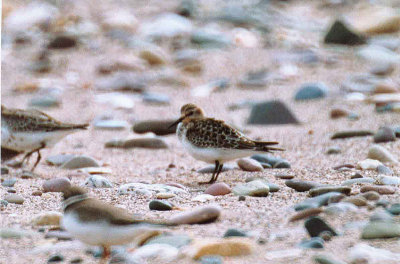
[294,192,342,211]
[238,196,246,201]
[177,0,196,17]
[48,254,64,262]
[387,203,400,216]
[45,231,73,241]
[200,255,223,264]
[374,127,396,143]
[285,180,322,192]
[238,69,269,88]
[223,228,247,238]
[48,35,77,49]
[149,200,173,211]
[247,100,299,125]
[331,130,374,139]
[304,216,337,237]
[298,237,324,249]
[1,167,9,175]
[324,20,366,45]
[251,154,290,168]
[133,120,177,136]
[1,147,21,161]
[70,258,83,264]
[294,83,328,101]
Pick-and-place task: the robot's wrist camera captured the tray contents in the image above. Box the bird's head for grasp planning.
[169,103,204,128]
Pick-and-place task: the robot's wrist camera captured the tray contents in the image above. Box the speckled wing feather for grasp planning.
[186,118,279,151]
[1,106,88,132]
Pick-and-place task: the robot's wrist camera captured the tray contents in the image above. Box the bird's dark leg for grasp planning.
[212,163,224,183]
[31,149,42,171]
[21,143,45,171]
[199,160,219,184]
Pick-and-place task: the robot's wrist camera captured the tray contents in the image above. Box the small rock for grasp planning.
[95,74,146,94]
[119,182,187,196]
[142,92,170,105]
[33,211,62,226]
[7,188,16,193]
[223,228,247,238]
[387,203,400,215]
[376,175,400,185]
[309,186,351,197]
[149,200,173,211]
[373,127,396,143]
[43,178,71,192]
[139,47,168,66]
[48,35,77,49]
[29,95,60,108]
[200,255,223,264]
[360,191,381,200]
[313,254,347,264]
[351,173,363,179]
[46,154,75,166]
[101,10,138,32]
[185,237,254,259]
[298,237,324,249]
[294,192,343,211]
[373,82,399,94]
[94,120,128,130]
[156,193,176,199]
[289,208,323,222]
[294,83,329,101]
[232,180,269,197]
[175,49,203,74]
[247,100,299,125]
[376,165,393,175]
[361,221,400,239]
[360,186,395,195]
[341,177,375,186]
[105,138,168,149]
[333,164,355,171]
[191,29,231,48]
[0,228,34,239]
[138,13,193,39]
[358,45,400,64]
[145,234,192,248]
[237,158,263,172]
[169,205,221,225]
[331,130,374,139]
[84,175,113,188]
[324,20,365,45]
[238,196,246,201]
[4,194,24,204]
[304,217,337,237]
[1,167,9,175]
[348,243,400,263]
[370,210,394,222]
[45,230,73,241]
[371,63,395,76]
[238,69,269,89]
[192,194,215,202]
[285,180,322,192]
[2,178,17,187]
[326,146,341,154]
[204,183,231,196]
[48,254,64,262]
[129,244,179,263]
[61,156,100,169]
[324,202,358,215]
[341,196,367,207]
[133,120,177,136]
[275,173,294,180]
[353,6,400,35]
[357,159,383,170]
[32,191,42,196]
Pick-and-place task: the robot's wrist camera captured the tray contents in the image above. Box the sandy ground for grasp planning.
[1,0,400,263]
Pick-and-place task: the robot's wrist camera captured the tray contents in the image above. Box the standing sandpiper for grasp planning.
[170,103,284,184]
[61,186,166,260]
[1,105,88,170]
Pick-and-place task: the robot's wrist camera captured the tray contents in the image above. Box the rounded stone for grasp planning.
[32,191,42,196]
[367,144,398,163]
[285,180,321,192]
[144,234,192,248]
[326,146,341,154]
[33,211,62,226]
[361,222,400,239]
[204,183,231,196]
[46,154,75,166]
[357,159,383,170]
[304,217,337,237]
[149,200,173,211]
[133,120,177,136]
[237,158,263,172]
[224,228,247,238]
[360,186,395,195]
[386,203,400,216]
[341,196,368,207]
[42,178,71,192]
[373,127,396,143]
[309,186,351,197]
[232,180,269,197]
[294,83,329,101]
[376,165,393,175]
[169,205,221,225]
[61,155,100,169]
[360,191,380,201]
[298,237,324,249]
[84,175,113,188]
[2,178,17,187]
[47,254,64,262]
[4,194,24,204]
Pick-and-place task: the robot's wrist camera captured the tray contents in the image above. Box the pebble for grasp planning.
[149,200,173,211]
[309,186,351,197]
[145,234,192,248]
[360,191,381,200]
[142,92,170,105]
[47,34,77,49]
[376,165,393,175]
[223,228,247,238]
[4,194,24,204]
[348,243,400,263]
[0,228,34,239]
[326,146,341,154]
[373,82,399,94]
[33,211,62,226]
[376,175,400,185]
[331,130,374,139]
[289,208,323,222]
[275,173,294,180]
[1,167,9,175]
[370,210,394,222]
[357,45,400,64]
[238,69,269,89]
[237,158,263,172]
[32,191,42,196]
[2,178,17,187]
[101,10,138,32]
[20,170,38,179]
[184,237,254,259]
[250,154,289,168]
[333,164,355,171]
[324,20,365,45]
[341,177,374,186]
[368,144,398,163]
[294,192,343,211]
[94,120,128,130]
[304,217,337,237]
[7,188,16,193]
[341,196,367,207]
[387,204,400,215]
[298,237,324,249]
[353,6,400,35]
[192,194,215,202]
[133,120,177,136]
[313,254,347,264]
[204,183,231,196]
[61,155,100,169]
[361,221,400,239]
[374,127,397,143]
[45,230,72,241]
[324,202,358,215]
[95,74,146,93]
[42,178,71,192]
[238,196,246,201]
[200,256,223,264]
[139,47,168,66]
[247,100,299,125]
[357,159,383,170]
[156,193,176,199]
[78,167,112,175]
[197,164,235,174]
[46,154,75,166]
[285,179,322,192]
[174,49,203,74]
[360,185,395,195]
[119,183,187,196]
[84,175,113,188]
[191,29,231,48]
[28,95,61,108]
[294,83,329,101]
[139,13,193,38]
[371,63,395,76]
[169,205,221,225]
[105,138,168,149]
[130,244,179,263]
[232,180,269,197]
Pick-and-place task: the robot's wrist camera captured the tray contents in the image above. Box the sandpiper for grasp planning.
[1,105,88,170]
[170,103,284,184]
[61,186,166,260]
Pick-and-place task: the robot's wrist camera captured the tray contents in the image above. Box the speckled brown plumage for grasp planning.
[1,105,88,132]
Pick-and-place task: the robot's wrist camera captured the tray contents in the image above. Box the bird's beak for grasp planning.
[168,116,185,129]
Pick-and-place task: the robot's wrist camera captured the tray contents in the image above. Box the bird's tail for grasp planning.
[254,141,285,152]
[61,123,89,130]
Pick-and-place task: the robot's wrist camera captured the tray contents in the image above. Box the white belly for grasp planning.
[1,125,74,152]
[62,213,155,246]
